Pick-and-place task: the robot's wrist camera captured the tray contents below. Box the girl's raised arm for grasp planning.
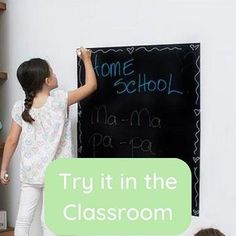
[68,48,97,106]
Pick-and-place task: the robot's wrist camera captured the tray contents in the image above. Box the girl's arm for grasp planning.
[68,48,97,106]
[0,120,22,184]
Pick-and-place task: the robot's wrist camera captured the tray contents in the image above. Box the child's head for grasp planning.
[194,228,225,236]
[17,58,56,123]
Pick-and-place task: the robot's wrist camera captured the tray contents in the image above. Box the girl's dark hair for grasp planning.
[194,228,226,236]
[17,58,50,123]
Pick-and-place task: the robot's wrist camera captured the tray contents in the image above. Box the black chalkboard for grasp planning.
[77,43,200,216]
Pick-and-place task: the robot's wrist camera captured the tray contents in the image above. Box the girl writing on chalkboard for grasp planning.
[0,48,97,236]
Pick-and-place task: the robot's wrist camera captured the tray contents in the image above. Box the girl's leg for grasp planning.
[41,189,56,236]
[15,183,42,236]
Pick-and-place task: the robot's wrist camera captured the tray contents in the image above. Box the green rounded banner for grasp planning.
[45,158,191,235]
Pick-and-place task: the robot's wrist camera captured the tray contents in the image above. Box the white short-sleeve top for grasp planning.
[11,89,73,184]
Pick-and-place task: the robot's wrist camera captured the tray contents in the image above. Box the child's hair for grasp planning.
[194,228,226,236]
[17,58,50,123]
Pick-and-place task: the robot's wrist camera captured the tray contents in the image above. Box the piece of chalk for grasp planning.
[4,173,8,180]
[78,47,85,56]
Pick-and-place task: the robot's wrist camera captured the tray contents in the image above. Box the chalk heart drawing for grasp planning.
[127,47,134,54]
[193,209,199,215]
[194,109,200,116]
[190,44,199,51]
[193,156,200,163]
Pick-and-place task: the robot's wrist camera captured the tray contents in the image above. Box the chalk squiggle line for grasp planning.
[193,120,200,155]
[194,56,200,105]
[78,59,83,153]
[92,49,123,54]
[191,48,200,214]
[135,46,182,52]
[194,166,199,208]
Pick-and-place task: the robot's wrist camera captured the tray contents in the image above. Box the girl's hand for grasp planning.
[77,47,92,62]
[0,170,10,185]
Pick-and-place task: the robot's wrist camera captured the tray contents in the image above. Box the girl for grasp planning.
[0,48,97,236]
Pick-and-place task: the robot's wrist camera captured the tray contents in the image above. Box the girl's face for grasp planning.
[48,67,58,89]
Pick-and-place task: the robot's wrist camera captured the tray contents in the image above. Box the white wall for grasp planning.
[0,0,236,235]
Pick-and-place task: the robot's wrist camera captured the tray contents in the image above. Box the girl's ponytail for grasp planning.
[22,91,36,123]
[17,58,50,124]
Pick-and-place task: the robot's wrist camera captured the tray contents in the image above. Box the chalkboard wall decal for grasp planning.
[77,43,200,216]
